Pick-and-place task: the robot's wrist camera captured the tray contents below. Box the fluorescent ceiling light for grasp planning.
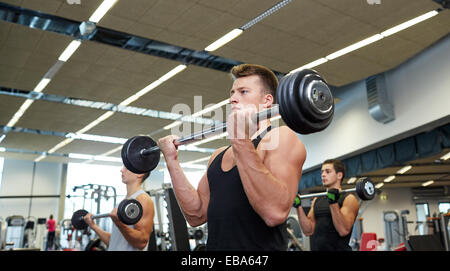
[397,165,412,174]
[34,154,46,162]
[326,34,383,60]
[164,121,183,131]
[0,135,5,143]
[440,151,450,161]
[69,153,93,160]
[120,65,187,107]
[205,28,243,52]
[159,64,187,83]
[66,133,127,144]
[383,175,396,183]
[164,99,229,130]
[76,111,115,135]
[381,10,439,37]
[34,78,51,93]
[375,183,384,189]
[289,58,328,74]
[347,177,357,184]
[192,99,230,117]
[48,138,74,154]
[289,10,439,72]
[422,180,434,187]
[190,132,228,147]
[58,40,82,62]
[6,99,34,127]
[89,0,118,23]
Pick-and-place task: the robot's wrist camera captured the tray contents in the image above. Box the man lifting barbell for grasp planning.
[81,165,155,251]
[121,63,335,250]
[155,64,333,251]
[293,159,371,251]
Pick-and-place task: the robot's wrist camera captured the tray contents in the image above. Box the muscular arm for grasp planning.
[112,194,155,250]
[233,126,306,227]
[163,146,224,227]
[296,198,316,236]
[329,194,360,237]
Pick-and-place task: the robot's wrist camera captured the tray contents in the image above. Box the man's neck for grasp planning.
[126,182,142,198]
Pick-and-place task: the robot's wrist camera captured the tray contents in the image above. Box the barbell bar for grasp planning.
[296,177,376,202]
[122,69,335,174]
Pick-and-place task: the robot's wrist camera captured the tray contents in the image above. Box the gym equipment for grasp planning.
[121,69,334,174]
[383,209,410,251]
[299,177,375,201]
[286,216,304,251]
[5,216,25,249]
[71,199,143,230]
[85,238,106,251]
[149,183,190,251]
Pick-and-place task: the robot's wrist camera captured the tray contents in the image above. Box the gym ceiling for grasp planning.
[0,0,449,189]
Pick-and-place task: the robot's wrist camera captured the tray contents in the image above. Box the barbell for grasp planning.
[294,177,376,203]
[121,69,334,174]
[71,199,143,230]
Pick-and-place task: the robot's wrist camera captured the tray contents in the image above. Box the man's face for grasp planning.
[321,163,342,188]
[120,165,136,184]
[229,75,270,112]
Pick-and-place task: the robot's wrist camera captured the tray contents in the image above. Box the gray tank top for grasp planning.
[108,189,148,251]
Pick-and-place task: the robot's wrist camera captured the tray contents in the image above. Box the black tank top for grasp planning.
[310,193,353,251]
[206,126,287,251]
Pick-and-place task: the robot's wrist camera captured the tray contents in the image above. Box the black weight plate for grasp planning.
[117,199,143,225]
[122,136,160,174]
[287,70,328,134]
[293,71,334,133]
[71,209,89,230]
[277,74,298,132]
[277,70,312,134]
[299,72,334,122]
[356,177,375,201]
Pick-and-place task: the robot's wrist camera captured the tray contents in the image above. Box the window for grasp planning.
[64,163,124,233]
[438,202,450,214]
[415,203,430,235]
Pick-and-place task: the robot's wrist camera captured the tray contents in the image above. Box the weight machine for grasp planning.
[148,183,190,251]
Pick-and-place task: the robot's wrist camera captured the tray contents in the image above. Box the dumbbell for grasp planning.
[71,199,143,230]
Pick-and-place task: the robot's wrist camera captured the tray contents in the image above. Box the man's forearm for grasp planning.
[90,224,111,246]
[115,224,148,250]
[165,158,205,223]
[296,208,314,236]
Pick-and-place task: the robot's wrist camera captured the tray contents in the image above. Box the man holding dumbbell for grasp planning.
[294,159,360,251]
[83,166,155,251]
[158,64,307,250]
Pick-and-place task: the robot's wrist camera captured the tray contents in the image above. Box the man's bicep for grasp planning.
[267,134,306,191]
[134,197,154,234]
